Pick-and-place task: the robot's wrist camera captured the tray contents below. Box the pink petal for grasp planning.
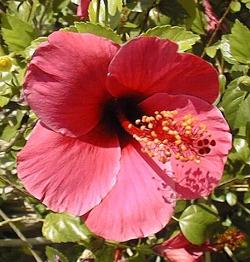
[164,249,203,262]
[77,0,91,18]
[24,32,119,137]
[154,233,206,262]
[107,37,219,103]
[84,143,176,241]
[139,93,231,199]
[17,122,121,216]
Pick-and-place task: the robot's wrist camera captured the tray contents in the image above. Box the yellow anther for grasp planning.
[168,130,175,135]
[154,138,161,144]
[175,135,181,140]
[148,123,153,129]
[135,119,141,125]
[181,145,187,151]
[151,131,157,138]
[175,153,181,159]
[156,114,162,120]
[175,140,182,145]
[162,126,169,131]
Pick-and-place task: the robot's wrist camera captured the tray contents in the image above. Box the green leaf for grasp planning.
[229,20,250,65]
[8,0,37,22]
[220,36,238,64]
[1,14,38,52]
[24,37,48,59]
[89,0,105,23]
[231,137,250,164]
[179,204,219,245]
[0,96,9,107]
[244,191,250,204]
[74,22,122,44]
[42,213,92,243]
[52,0,71,11]
[177,0,196,28]
[144,25,200,52]
[226,192,238,206]
[46,246,69,262]
[230,1,241,12]
[108,0,123,16]
[191,9,206,35]
[95,246,115,262]
[221,76,250,129]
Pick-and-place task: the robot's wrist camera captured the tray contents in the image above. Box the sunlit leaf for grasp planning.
[179,204,219,245]
[229,20,250,65]
[42,213,92,243]
[144,25,200,51]
[1,14,38,51]
[75,22,122,43]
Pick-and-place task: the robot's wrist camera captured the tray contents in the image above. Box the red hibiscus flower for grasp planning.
[154,233,214,262]
[17,32,231,241]
[77,0,91,19]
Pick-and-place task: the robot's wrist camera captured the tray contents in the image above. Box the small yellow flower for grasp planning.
[0,56,12,72]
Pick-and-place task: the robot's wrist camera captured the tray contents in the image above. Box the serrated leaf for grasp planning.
[46,246,69,262]
[179,204,219,245]
[144,25,200,52]
[220,36,238,64]
[221,76,250,129]
[42,213,92,243]
[229,20,250,65]
[75,22,122,43]
[1,14,38,52]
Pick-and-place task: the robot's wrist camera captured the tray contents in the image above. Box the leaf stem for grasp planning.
[0,237,51,247]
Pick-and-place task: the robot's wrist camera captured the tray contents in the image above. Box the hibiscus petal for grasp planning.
[17,122,121,216]
[84,143,176,241]
[139,93,231,199]
[154,233,206,262]
[24,32,119,137]
[107,37,218,103]
[163,249,203,262]
[77,0,91,18]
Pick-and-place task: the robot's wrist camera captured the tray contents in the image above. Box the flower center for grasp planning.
[117,107,216,164]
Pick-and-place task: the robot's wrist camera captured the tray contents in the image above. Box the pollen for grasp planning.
[116,107,216,164]
[134,110,216,164]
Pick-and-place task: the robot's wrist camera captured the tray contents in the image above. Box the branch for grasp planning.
[0,208,43,262]
[0,237,51,247]
[201,1,232,58]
